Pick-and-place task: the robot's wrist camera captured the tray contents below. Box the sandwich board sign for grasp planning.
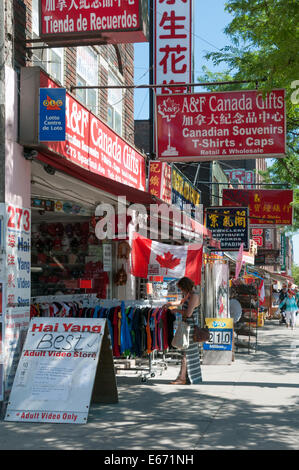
[5,318,118,424]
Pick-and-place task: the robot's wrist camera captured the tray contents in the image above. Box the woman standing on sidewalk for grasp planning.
[279,290,298,330]
[167,277,202,385]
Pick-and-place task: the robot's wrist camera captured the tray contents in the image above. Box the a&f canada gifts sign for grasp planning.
[156,90,286,161]
[5,318,118,424]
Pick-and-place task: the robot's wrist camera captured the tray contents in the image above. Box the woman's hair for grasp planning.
[177,277,194,293]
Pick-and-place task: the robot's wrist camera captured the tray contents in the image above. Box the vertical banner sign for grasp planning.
[5,204,31,396]
[5,318,117,424]
[206,207,249,251]
[149,161,172,204]
[154,0,192,94]
[39,88,66,142]
[156,90,286,161]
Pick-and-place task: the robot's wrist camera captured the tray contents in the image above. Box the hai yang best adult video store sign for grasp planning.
[5,318,118,424]
[155,89,286,162]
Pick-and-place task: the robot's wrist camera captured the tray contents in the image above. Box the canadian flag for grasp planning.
[131,233,203,285]
[258,280,265,305]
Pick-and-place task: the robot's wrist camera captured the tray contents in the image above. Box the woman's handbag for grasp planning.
[172,321,190,350]
[193,324,210,343]
[193,309,210,343]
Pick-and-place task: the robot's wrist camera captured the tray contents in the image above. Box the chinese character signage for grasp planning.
[155,90,286,161]
[5,204,31,396]
[39,88,66,142]
[222,189,293,227]
[148,162,201,213]
[39,0,149,45]
[154,0,192,94]
[172,166,200,212]
[149,161,172,204]
[206,207,249,251]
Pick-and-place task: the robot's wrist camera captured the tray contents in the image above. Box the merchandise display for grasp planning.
[31,217,110,298]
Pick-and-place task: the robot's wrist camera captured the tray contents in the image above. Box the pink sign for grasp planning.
[154,0,192,94]
[156,90,286,161]
[40,72,146,191]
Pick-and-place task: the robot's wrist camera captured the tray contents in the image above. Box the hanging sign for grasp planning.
[156,89,286,161]
[206,207,249,251]
[222,189,293,227]
[39,88,66,142]
[154,0,192,94]
[39,0,149,45]
[5,318,118,424]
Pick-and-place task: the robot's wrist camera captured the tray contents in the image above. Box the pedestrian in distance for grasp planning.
[279,283,288,324]
[279,290,298,330]
[165,277,202,385]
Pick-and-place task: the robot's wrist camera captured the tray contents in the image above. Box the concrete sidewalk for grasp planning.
[0,320,298,450]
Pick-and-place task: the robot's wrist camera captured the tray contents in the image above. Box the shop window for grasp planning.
[76,47,98,114]
[31,212,112,299]
[107,71,123,136]
[31,0,64,85]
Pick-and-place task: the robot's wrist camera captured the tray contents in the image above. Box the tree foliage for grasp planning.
[198,0,299,230]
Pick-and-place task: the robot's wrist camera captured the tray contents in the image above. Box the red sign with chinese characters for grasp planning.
[40,72,146,191]
[156,90,286,161]
[39,0,148,44]
[149,161,172,204]
[222,189,293,227]
[154,0,192,94]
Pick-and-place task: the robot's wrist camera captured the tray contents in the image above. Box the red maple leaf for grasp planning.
[156,252,180,274]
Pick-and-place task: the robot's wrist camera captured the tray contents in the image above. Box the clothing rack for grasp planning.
[97,299,169,382]
[30,295,170,383]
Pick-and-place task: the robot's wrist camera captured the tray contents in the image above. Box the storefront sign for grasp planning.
[280,233,286,271]
[20,68,146,192]
[172,166,201,212]
[39,88,66,142]
[1,204,31,397]
[203,318,234,351]
[251,228,264,247]
[224,169,255,188]
[206,207,249,251]
[222,189,293,227]
[255,249,280,266]
[156,89,286,161]
[39,0,149,45]
[149,161,172,204]
[5,318,116,424]
[154,0,192,94]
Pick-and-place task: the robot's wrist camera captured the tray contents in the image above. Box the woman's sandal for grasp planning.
[169,378,186,385]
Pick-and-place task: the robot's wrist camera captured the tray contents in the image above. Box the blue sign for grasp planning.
[39,88,66,142]
[203,329,233,351]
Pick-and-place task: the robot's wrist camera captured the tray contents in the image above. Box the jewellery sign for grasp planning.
[222,189,293,227]
[206,207,249,251]
[155,90,286,161]
[39,0,149,45]
[154,0,192,94]
[5,318,118,424]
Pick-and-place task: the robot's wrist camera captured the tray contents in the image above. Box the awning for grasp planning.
[37,152,216,243]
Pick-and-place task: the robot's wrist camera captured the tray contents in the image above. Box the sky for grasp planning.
[133,0,299,268]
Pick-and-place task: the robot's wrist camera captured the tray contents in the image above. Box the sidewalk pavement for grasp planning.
[0,320,298,451]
